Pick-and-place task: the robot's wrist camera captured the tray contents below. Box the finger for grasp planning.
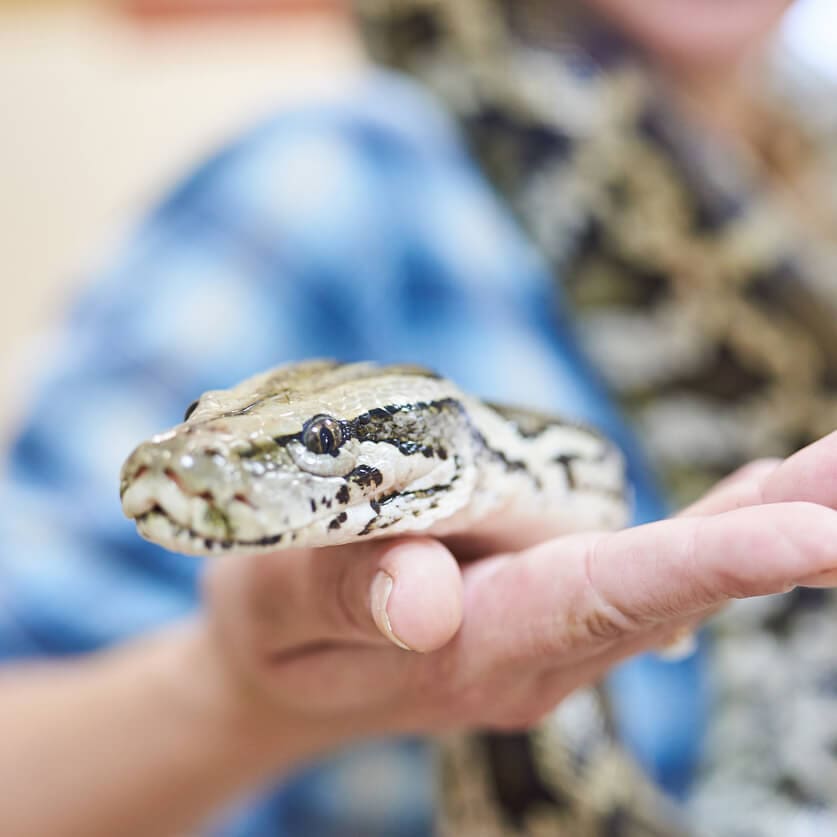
[453,501,837,675]
[762,429,837,509]
[683,429,837,518]
[680,458,781,517]
[204,537,463,662]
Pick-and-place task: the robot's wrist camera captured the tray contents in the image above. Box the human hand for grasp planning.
[197,430,837,768]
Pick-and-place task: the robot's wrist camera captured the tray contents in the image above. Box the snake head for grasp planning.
[120,360,475,555]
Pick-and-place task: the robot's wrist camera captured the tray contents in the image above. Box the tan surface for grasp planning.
[0,4,362,428]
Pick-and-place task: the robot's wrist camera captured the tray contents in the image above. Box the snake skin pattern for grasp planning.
[356,2,837,834]
[120,360,628,554]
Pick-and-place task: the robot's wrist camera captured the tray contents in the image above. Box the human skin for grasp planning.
[584,0,793,74]
[2,431,837,836]
[583,0,797,145]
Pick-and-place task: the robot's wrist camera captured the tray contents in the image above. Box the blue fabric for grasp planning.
[0,70,700,833]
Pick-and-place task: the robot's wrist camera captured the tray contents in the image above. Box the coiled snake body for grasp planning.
[120,360,687,836]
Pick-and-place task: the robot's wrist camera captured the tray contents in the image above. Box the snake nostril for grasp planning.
[133,465,149,481]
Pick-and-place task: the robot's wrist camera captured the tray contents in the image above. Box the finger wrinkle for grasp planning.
[681,516,724,612]
[577,532,641,642]
[269,639,342,668]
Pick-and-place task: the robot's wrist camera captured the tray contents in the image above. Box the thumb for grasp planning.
[203,537,464,666]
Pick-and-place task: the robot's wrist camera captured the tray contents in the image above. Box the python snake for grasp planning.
[120,359,627,554]
[120,359,690,836]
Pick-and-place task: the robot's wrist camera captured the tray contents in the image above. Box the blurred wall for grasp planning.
[0,1,362,428]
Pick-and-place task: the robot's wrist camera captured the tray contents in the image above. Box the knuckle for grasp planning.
[573,534,640,643]
[578,607,635,643]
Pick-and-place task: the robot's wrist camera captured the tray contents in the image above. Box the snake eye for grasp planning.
[302,414,344,456]
[183,400,199,422]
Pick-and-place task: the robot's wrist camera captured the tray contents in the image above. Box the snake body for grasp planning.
[121,359,691,835]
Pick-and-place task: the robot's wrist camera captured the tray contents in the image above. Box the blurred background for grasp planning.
[1,3,836,835]
[1,0,835,432]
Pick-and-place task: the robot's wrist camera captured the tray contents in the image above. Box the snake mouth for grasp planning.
[122,460,286,551]
[134,505,294,555]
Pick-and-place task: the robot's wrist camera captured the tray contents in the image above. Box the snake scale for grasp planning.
[120,359,690,836]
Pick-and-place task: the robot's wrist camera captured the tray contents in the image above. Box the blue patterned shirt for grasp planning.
[0,71,705,834]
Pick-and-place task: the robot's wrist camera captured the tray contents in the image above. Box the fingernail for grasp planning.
[798,568,837,588]
[370,571,413,651]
